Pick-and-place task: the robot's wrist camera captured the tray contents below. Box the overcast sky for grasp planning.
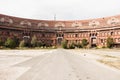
[0,0,120,20]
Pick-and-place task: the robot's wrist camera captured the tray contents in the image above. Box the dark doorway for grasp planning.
[91,37,97,48]
[57,37,63,45]
[91,44,97,47]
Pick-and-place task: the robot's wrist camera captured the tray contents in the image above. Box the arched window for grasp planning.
[55,22,65,27]
[107,17,120,26]
[38,22,49,28]
[72,21,82,28]
[0,17,13,24]
[20,20,31,27]
[89,20,100,27]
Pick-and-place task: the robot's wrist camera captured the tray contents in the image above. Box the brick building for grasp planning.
[0,14,120,47]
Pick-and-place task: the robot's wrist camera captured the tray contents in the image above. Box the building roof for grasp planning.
[0,14,120,29]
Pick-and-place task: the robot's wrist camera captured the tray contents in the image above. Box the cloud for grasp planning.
[0,0,120,20]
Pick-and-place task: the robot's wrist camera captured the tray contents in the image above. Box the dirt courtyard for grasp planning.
[0,49,120,80]
[0,50,52,80]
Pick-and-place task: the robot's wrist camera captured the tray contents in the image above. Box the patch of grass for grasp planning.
[98,59,120,70]
[103,55,117,58]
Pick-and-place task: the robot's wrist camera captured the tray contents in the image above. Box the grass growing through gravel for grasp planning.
[98,55,120,70]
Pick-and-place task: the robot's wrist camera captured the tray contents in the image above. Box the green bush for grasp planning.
[107,37,114,48]
[13,36,19,47]
[81,39,89,48]
[69,42,75,49]
[37,41,43,47]
[102,46,106,48]
[5,38,16,49]
[76,42,82,48]
[0,38,4,47]
[62,40,67,49]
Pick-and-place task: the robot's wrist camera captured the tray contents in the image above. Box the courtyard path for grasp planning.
[16,49,120,80]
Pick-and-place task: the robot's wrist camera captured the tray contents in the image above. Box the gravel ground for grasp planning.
[0,49,120,80]
[0,50,54,80]
[72,49,120,70]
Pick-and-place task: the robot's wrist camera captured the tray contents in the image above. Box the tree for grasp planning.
[31,35,37,47]
[0,38,4,47]
[62,40,67,49]
[107,37,114,48]
[37,41,43,47]
[69,42,75,49]
[5,38,16,48]
[13,36,19,47]
[81,39,88,48]
[19,40,25,48]
[76,42,82,48]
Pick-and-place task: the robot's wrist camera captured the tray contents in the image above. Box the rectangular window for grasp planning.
[101,39,103,43]
[75,34,78,37]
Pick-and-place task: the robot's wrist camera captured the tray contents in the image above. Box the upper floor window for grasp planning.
[72,21,82,28]
[89,20,100,27]
[101,39,103,43]
[55,22,65,27]
[107,17,120,26]
[20,20,31,27]
[0,17,13,24]
[42,34,45,37]
[38,22,49,28]
[110,32,113,36]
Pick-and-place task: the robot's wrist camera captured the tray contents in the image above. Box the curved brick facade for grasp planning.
[0,14,120,47]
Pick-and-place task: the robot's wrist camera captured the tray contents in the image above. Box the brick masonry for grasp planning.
[0,14,120,47]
